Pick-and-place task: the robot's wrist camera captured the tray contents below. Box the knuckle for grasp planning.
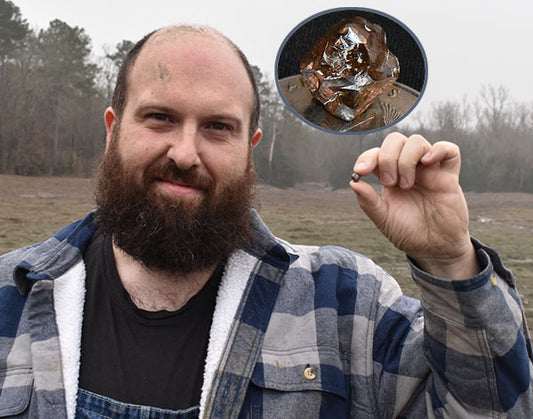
[382,132,407,148]
[383,131,404,140]
[436,140,461,155]
[408,134,429,146]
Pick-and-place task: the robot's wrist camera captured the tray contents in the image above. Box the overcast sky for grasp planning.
[14,0,533,121]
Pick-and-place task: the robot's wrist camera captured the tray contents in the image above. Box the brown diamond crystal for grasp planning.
[300,17,400,122]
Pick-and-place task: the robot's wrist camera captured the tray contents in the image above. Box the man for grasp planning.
[0,24,531,418]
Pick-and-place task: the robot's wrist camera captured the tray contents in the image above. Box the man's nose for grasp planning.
[165,125,201,170]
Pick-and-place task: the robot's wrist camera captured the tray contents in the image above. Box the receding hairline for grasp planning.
[137,25,253,85]
[146,24,234,46]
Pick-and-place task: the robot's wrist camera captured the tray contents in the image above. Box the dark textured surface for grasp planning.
[277,9,427,92]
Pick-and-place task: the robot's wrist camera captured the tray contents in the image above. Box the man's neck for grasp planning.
[112,244,217,312]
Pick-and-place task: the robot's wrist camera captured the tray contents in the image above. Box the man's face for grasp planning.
[104,31,261,208]
[96,31,262,274]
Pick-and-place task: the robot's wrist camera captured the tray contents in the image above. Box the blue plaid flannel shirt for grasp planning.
[1,210,532,418]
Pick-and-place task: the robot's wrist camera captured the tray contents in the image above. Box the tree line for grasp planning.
[254,79,533,193]
[0,0,130,176]
[1,0,532,192]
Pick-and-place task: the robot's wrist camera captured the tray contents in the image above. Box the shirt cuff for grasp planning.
[408,237,518,326]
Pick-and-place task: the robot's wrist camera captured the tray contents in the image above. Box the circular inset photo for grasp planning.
[276,8,427,134]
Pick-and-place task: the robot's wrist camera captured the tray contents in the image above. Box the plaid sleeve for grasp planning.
[409,240,533,416]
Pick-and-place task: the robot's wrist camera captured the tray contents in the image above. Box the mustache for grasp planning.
[144,161,215,191]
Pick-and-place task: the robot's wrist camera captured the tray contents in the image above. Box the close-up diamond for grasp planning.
[300,17,400,122]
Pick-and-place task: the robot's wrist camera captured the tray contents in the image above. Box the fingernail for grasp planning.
[382,172,393,185]
[400,176,409,188]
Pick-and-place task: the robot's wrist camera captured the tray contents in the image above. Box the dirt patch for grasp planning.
[1,175,532,330]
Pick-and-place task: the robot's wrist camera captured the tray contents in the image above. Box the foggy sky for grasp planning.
[14,0,533,120]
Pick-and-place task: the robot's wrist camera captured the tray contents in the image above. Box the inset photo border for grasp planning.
[276,8,428,135]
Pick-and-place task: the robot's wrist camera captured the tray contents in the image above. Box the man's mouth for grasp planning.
[156,177,203,196]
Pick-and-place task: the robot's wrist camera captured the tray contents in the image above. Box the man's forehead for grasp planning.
[119,25,257,133]
[132,27,246,83]
[128,26,255,108]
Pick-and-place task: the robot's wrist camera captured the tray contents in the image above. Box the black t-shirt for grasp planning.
[79,229,222,410]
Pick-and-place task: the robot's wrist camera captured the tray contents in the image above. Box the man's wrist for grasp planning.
[411,243,481,280]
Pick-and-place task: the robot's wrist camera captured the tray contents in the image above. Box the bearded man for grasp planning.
[0,25,531,418]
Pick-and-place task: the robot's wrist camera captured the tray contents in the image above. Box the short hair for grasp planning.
[110,26,261,139]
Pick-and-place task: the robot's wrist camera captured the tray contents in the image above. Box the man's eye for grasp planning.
[210,122,229,131]
[149,113,169,122]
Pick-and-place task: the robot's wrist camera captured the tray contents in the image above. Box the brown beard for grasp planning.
[95,130,257,275]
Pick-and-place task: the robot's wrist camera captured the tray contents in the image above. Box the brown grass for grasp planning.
[1,175,532,331]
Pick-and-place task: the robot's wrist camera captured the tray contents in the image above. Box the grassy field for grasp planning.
[1,174,532,331]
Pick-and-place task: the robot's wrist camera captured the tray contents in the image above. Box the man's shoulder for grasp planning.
[249,212,377,275]
[0,246,32,284]
[0,212,97,287]
[280,239,380,276]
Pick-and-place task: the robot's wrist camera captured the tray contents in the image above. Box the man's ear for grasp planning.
[251,128,262,148]
[104,107,117,149]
